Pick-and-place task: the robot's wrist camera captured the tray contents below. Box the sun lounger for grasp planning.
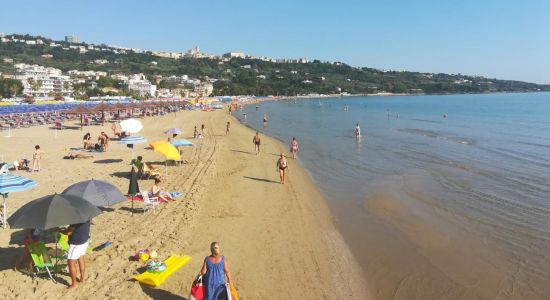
[133,254,191,287]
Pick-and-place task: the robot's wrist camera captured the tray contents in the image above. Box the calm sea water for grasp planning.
[240,93,550,299]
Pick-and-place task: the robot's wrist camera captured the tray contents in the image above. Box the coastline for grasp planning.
[0,108,369,299]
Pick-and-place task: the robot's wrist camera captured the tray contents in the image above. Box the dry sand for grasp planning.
[0,109,369,299]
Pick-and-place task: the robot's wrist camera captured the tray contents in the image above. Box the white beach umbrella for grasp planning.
[120,118,143,134]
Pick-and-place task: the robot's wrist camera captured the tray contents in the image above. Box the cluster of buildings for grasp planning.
[10,63,213,99]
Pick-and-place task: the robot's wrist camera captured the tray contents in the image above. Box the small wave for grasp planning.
[397,128,476,145]
[411,118,442,124]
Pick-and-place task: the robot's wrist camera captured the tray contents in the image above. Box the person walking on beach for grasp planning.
[355,123,361,140]
[226,121,231,135]
[290,137,299,159]
[201,124,206,136]
[252,132,261,154]
[58,220,90,289]
[30,145,44,173]
[193,126,198,139]
[201,242,232,300]
[276,153,289,184]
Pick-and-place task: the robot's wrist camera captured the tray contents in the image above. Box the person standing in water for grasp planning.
[276,153,289,184]
[252,132,261,154]
[355,123,361,140]
[290,137,299,159]
[263,113,268,128]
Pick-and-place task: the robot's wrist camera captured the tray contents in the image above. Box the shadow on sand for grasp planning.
[243,176,280,184]
[140,284,186,300]
[94,159,124,164]
[231,149,254,155]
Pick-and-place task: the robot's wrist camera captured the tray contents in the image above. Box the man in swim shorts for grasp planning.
[253,132,261,154]
[58,220,90,289]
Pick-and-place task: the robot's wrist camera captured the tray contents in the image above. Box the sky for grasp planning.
[1,0,549,84]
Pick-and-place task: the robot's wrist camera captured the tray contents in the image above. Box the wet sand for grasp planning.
[0,109,369,299]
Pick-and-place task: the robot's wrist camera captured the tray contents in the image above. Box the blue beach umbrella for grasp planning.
[118,136,148,159]
[164,128,183,135]
[0,174,38,229]
[171,139,193,147]
[117,136,148,145]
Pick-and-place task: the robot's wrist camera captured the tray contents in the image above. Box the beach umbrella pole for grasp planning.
[1,193,8,229]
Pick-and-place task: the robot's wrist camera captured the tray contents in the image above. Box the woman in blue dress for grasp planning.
[201,242,232,300]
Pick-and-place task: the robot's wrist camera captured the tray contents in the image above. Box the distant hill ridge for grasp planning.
[1,33,548,96]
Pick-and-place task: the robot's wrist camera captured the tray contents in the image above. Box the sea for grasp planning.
[239,93,550,299]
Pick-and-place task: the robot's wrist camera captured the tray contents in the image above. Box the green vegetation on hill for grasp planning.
[1,34,549,97]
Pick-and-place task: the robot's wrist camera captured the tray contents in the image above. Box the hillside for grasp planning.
[1,34,548,96]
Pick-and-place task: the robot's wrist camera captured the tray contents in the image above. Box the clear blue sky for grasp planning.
[1,0,548,83]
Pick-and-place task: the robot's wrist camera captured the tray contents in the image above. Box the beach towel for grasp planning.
[128,192,182,203]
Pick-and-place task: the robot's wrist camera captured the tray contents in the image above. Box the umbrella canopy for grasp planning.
[0,174,37,195]
[64,105,93,115]
[62,179,126,207]
[118,136,148,144]
[120,118,143,133]
[171,139,193,147]
[164,128,183,135]
[150,140,181,161]
[93,103,115,112]
[8,193,102,230]
[0,174,37,228]
[112,103,127,111]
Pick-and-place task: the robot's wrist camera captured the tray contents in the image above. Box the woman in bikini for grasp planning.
[290,137,299,159]
[83,133,92,150]
[276,153,289,184]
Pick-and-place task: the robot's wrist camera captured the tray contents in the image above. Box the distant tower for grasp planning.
[65,35,80,43]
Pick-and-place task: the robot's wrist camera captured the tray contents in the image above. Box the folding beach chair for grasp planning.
[28,242,66,282]
[141,192,160,214]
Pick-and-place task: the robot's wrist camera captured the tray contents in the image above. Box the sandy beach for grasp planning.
[0,108,369,299]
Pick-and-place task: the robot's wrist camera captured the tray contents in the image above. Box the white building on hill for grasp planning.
[15,63,73,97]
[128,74,157,97]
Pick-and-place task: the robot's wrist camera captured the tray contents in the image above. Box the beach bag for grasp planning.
[189,275,204,300]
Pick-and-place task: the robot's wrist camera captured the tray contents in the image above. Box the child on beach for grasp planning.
[30,145,44,173]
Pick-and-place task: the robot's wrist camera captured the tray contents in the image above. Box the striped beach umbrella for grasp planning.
[0,174,37,229]
[118,136,148,159]
[117,136,148,144]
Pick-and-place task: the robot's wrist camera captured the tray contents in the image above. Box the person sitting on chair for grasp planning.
[151,178,173,201]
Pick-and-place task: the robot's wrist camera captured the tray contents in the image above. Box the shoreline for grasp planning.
[0,108,369,299]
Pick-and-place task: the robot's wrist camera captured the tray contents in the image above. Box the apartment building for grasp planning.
[14,64,73,96]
